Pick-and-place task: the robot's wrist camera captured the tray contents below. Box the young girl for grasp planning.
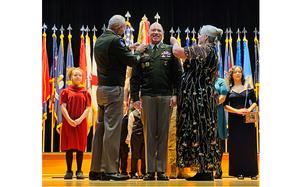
[60,67,91,179]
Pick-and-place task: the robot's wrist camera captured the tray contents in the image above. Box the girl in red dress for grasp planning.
[60,67,91,179]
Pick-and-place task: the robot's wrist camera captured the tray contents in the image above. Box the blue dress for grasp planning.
[214,78,228,140]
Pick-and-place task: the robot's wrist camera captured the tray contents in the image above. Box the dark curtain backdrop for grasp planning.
[42,0,259,152]
[43,0,259,67]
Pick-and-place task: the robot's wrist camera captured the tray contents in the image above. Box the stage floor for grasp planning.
[43,153,259,186]
[42,176,259,186]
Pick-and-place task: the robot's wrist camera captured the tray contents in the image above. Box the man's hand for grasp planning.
[129,42,140,50]
[136,44,148,53]
[170,96,177,107]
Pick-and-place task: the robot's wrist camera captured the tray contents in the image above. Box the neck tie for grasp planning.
[152,45,159,57]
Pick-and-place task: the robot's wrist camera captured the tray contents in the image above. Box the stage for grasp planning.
[42,153,259,186]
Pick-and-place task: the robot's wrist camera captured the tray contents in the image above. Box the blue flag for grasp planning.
[49,33,58,123]
[65,34,74,87]
[236,37,242,66]
[54,33,65,133]
[50,34,58,81]
[216,41,223,78]
[124,21,134,46]
[243,37,254,89]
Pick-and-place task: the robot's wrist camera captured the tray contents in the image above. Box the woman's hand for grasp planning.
[218,95,226,105]
[170,36,178,45]
[236,108,249,115]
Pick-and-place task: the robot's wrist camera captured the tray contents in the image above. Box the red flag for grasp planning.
[79,34,87,87]
[42,32,50,104]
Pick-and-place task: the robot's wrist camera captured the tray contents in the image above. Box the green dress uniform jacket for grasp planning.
[130,43,182,101]
[94,29,141,87]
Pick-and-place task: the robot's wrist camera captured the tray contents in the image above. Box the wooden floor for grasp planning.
[43,177,259,187]
[43,153,259,186]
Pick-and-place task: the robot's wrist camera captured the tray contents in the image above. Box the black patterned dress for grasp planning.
[176,43,221,172]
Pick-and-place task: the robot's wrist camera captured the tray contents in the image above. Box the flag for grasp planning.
[216,40,223,78]
[42,31,50,124]
[253,32,260,101]
[223,32,229,79]
[191,35,197,46]
[224,30,234,82]
[228,32,235,67]
[185,34,190,47]
[124,20,134,46]
[91,33,98,129]
[54,32,65,133]
[65,32,74,86]
[137,16,150,45]
[177,33,181,47]
[254,34,260,85]
[235,35,242,66]
[49,32,58,119]
[85,31,93,131]
[79,33,87,87]
[243,35,254,89]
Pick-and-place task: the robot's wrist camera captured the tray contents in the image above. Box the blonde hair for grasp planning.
[67,67,83,81]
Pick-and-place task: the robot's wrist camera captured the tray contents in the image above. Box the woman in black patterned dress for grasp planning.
[170,25,223,181]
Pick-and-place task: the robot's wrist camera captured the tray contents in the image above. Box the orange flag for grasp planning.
[79,34,87,87]
[42,32,50,105]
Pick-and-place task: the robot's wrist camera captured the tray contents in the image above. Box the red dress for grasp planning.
[59,85,91,152]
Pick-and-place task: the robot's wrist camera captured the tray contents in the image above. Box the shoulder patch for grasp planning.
[119,39,126,47]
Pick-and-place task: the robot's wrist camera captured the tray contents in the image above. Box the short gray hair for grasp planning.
[108,15,126,31]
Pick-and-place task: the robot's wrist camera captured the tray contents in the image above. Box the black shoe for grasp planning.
[139,174,145,179]
[157,172,169,181]
[214,170,222,179]
[186,172,213,181]
[143,172,155,181]
[237,175,244,180]
[131,172,139,179]
[89,171,100,180]
[64,170,73,180]
[105,173,129,181]
[76,170,84,179]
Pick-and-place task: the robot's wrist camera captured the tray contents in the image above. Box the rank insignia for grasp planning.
[145,62,150,67]
[161,50,171,57]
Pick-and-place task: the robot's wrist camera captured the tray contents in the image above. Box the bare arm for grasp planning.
[247,103,257,113]
[170,36,187,61]
[61,103,76,127]
[224,105,248,115]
